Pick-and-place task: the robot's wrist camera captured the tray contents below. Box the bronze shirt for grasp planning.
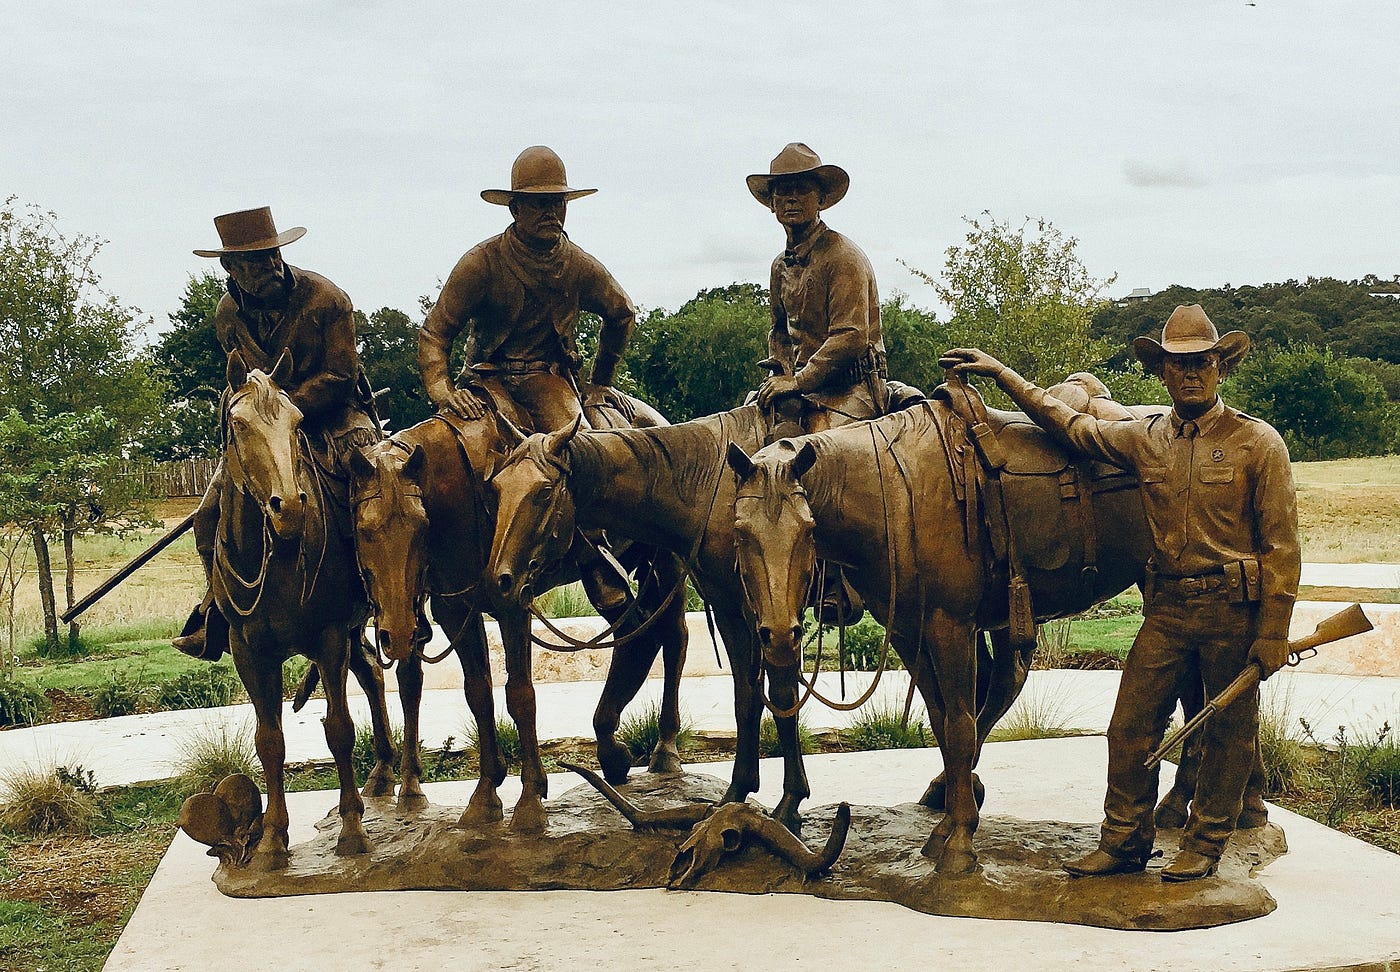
[418,228,634,399]
[767,221,885,399]
[1003,378,1301,641]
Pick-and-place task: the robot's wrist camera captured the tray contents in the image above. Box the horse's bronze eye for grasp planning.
[534,486,553,505]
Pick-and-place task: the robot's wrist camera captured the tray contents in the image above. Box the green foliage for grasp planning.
[1228,343,1397,459]
[805,614,902,672]
[616,701,694,764]
[154,664,241,710]
[1258,687,1307,795]
[1300,720,1394,827]
[466,717,522,770]
[629,284,770,420]
[1361,737,1400,808]
[904,213,1118,403]
[758,713,814,757]
[172,721,259,796]
[29,624,93,659]
[0,675,47,727]
[353,721,407,782]
[535,581,597,619]
[144,270,225,460]
[90,674,146,718]
[282,654,312,700]
[880,292,949,394]
[988,677,1084,741]
[843,703,931,750]
[0,762,102,835]
[358,306,433,433]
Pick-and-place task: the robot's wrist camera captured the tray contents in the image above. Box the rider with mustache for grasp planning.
[173,207,378,659]
[943,304,1300,883]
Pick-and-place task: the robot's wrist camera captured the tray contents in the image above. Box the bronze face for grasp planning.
[349,443,430,664]
[220,248,288,304]
[769,175,822,235]
[1161,351,1221,417]
[509,194,567,248]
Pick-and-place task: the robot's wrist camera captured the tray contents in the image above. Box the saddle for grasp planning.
[931,377,1145,648]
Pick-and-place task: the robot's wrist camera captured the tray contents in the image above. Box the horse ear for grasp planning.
[545,414,583,456]
[789,441,818,481]
[726,442,756,480]
[348,447,376,481]
[403,444,427,481]
[226,350,248,389]
[270,350,294,387]
[496,412,526,448]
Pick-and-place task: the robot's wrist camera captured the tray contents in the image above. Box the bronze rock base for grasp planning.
[212,772,1284,931]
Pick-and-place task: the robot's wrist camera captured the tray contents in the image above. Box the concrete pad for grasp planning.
[107,739,1400,972]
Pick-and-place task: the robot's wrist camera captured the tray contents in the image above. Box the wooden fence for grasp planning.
[131,459,219,498]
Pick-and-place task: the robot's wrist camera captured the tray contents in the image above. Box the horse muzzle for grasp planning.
[759,621,804,668]
[266,493,308,539]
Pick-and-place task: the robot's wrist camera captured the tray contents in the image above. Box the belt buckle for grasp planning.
[1181,577,1205,595]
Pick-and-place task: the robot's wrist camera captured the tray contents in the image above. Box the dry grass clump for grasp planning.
[988,675,1086,742]
[172,720,260,795]
[0,763,102,835]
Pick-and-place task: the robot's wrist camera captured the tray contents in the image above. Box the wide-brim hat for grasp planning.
[747,143,850,209]
[481,145,597,206]
[1133,303,1251,375]
[193,206,305,257]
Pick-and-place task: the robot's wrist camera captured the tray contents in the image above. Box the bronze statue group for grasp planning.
[170,143,1301,888]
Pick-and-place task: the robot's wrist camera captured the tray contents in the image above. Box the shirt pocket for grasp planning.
[1198,466,1235,485]
[1137,465,1167,485]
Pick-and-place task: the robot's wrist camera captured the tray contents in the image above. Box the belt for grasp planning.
[1153,573,1230,597]
[474,360,557,377]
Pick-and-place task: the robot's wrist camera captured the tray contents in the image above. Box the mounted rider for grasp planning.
[943,305,1301,882]
[173,207,379,660]
[417,145,639,611]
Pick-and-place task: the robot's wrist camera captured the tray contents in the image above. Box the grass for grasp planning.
[171,720,259,796]
[465,717,522,771]
[1258,680,1309,795]
[758,713,815,757]
[533,581,598,619]
[843,702,932,750]
[0,763,102,836]
[1294,456,1400,563]
[987,675,1088,741]
[615,701,695,764]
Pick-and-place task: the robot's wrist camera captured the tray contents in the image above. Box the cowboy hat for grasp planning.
[193,207,305,258]
[746,143,850,209]
[481,145,597,206]
[1133,304,1250,376]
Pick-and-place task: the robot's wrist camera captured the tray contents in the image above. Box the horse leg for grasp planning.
[765,663,811,835]
[231,636,290,871]
[394,652,428,810]
[449,607,505,827]
[646,555,689,775]
[716,608,762,805]
[921,609,981,874]
[591,587,665,785]
[499,605,547,833]
[317,627,372,856]
[920,632,1001,811]
[347,631,398,799]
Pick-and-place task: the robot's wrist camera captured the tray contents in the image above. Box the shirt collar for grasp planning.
[783,220,828,267]
[1170,397,1225,437]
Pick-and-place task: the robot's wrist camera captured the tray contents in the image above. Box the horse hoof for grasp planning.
[458,784,504,827]
[772,798,803,838]
[510,796,547,834]
[249,846,290,872]
[396,789,429,813]
[647,745,684,776]
[597,739,633,785]
[361,767,397,799]
[336,831,373,857]
[935,846,979,876]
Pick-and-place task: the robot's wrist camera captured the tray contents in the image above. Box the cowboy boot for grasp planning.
[1161,849,1218,882]
[1064,847,1153,878]
[575,530,634,616]
[173,499,223,661]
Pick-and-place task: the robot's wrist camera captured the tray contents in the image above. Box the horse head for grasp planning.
[349,440,430,664]
[486,415,581,605]
[726,439,819,669]
[223,351,307,540]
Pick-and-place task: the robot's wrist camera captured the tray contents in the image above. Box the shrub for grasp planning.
[91,674,146,718]
[759,713,814,757]
[353,721,406,782]
[466,717,521,770]
[987,676,1083,741]
[1361,737,1400,808]
[0,676,48,727]
[1258,684,1307,795]
[535,582,597,619]
[173,721,260,795]
[156,664,241,710]
[616,701,694,764]
[844,703,931,751]
[0,763,102,835]
[1300,720,1393,828]
[804,615,903,672]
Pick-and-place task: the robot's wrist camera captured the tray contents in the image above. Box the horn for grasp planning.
[558,761,711,830]
[758,802,851,878]
[226,350,248,389]
[726,442,756,479]
[269,350,294,387]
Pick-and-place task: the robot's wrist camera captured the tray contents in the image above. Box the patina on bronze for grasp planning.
[943,304,1302,882]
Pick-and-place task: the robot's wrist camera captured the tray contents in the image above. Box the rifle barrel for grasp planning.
[60,511,197,624]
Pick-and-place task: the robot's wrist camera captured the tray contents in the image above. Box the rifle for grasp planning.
[1145,603,1374,769]
[60,511,197,625]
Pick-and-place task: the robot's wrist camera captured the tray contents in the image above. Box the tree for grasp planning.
[628,284,771,421]
[903,213,1119,405]
[357,306,434,433]
[145,271,225,459]
[0,199,160,652]
[880,293,949,396]
[1228,344,1397,460]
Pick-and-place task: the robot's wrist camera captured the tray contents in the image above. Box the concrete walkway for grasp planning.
[3,667,1397,789]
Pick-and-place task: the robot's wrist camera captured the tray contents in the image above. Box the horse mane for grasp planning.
[570,404,769,510]
[224,370,291,431]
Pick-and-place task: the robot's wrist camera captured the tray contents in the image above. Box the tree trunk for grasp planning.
[63,519,80,645]
[31,524,59,655]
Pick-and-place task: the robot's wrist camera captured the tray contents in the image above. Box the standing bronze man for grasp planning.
[943,305,1300,882]
[749,143,888,432]
[174,207,378,659]
[417,145,638,610]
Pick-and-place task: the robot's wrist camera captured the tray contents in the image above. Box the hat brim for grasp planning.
[747,164,850,210]
[1134,331,1251,375]
[193,226,305,258]
[481,187,597,206]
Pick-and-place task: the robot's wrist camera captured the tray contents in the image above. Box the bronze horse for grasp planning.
[727,397,1153,872]
[215,352,397,869]
[350,407,691,833]
[485,405,817,833]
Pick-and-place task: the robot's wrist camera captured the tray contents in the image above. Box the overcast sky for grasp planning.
[5,1,1398,338]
